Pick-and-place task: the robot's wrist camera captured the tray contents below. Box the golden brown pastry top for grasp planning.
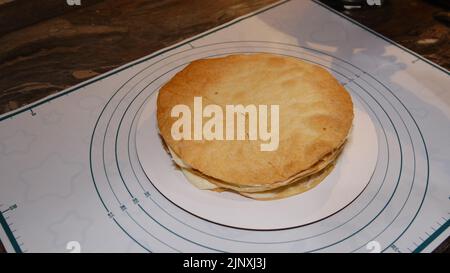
[157,53,353,185]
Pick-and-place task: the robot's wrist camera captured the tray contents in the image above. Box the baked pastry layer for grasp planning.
[157,53,353,189]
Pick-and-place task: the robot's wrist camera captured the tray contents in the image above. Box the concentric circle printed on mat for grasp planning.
[89,41,428,252]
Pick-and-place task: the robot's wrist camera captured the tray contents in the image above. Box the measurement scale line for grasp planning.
[413,219,450,253]
[0,211,22,253]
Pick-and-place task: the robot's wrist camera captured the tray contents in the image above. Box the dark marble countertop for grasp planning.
[0,0,448,253]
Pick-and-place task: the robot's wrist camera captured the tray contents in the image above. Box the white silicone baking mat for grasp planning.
[0,0,449,253]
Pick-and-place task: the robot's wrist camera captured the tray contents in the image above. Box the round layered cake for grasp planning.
[157,53,353,200]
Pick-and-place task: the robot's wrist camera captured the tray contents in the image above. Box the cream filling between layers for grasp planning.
[168,144,344,193]
[239,163,334,200]
[168,147,219,190]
